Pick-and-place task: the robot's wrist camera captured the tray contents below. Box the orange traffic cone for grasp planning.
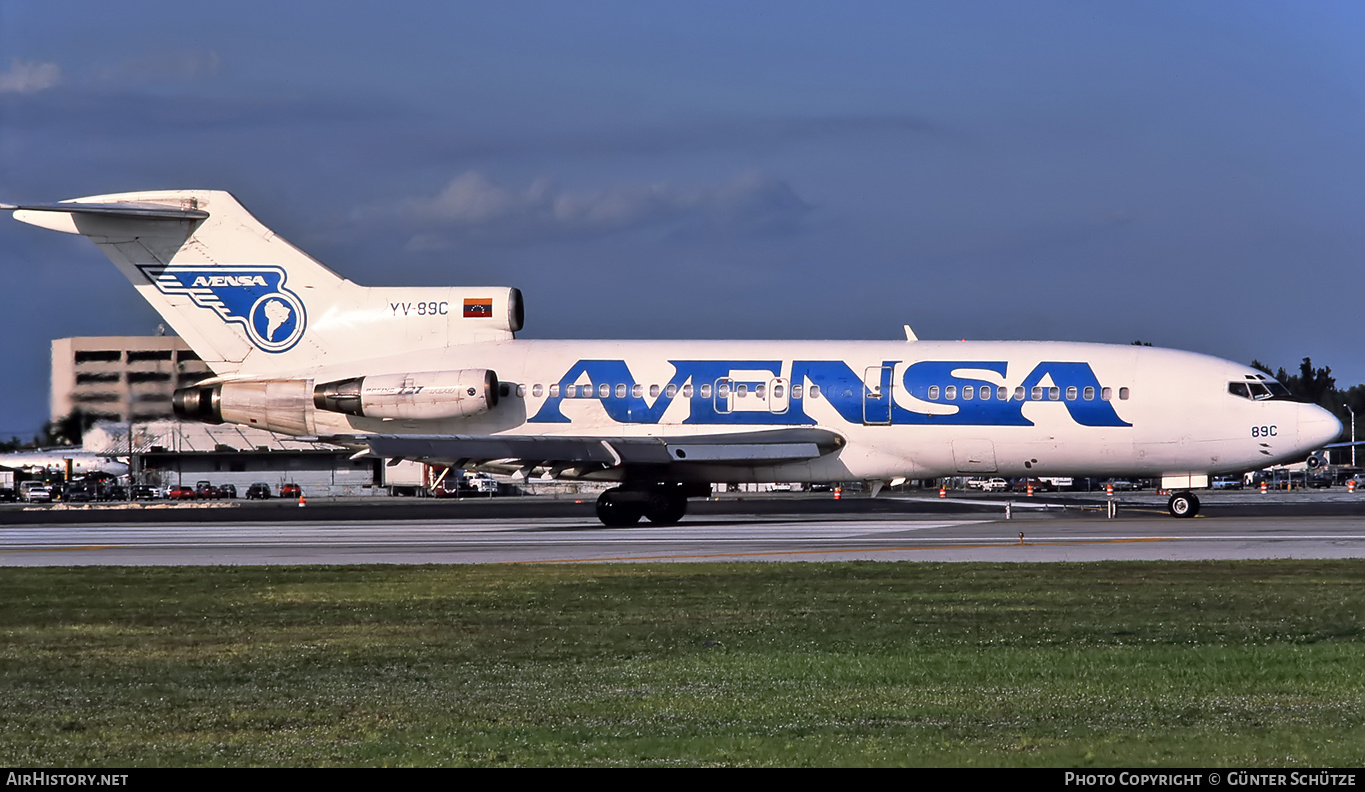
[834,486,842,500]
[298,494,307,507]
[938,485,946,498]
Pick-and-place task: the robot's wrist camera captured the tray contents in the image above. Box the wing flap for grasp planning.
[352,428,843,471]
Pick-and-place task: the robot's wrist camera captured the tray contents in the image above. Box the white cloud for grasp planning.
[414,171,553,226]
[391,170,810,247]
[0,59,61,94]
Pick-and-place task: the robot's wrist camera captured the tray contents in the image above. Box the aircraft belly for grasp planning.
[951,439,997,473]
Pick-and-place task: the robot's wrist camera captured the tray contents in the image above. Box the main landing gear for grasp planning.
[1167,490,1200,518]
[595,483,704,527]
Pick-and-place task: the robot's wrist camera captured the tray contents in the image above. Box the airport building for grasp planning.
[44,335,373,495]
[51,336,212,423]
[82,421,386,496]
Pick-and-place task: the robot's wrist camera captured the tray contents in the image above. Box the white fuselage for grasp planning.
[283,338,1340,484]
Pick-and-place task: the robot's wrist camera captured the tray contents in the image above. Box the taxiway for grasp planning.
[3,492,1362,566]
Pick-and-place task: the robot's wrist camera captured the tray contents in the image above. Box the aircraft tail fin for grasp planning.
[12,190,351,377]
[11,190,522,379]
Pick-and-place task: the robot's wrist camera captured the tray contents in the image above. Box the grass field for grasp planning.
[1,561,1363,766]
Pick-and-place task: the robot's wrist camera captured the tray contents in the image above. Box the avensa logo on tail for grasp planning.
[140,265,307,353]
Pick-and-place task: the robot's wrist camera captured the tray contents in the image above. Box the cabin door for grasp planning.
[863,366,893,425]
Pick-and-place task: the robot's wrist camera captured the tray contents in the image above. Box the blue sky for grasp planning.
[2,1,1362,437]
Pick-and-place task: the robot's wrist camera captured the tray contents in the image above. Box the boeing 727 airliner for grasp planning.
[8,190,1342,524]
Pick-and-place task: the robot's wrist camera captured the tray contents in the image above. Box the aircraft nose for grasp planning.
[1298,404,1343,450]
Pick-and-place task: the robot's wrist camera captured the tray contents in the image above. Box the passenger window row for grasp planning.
[520,383,825,400]
[499,380,1132,403]
[924,385,1128,402]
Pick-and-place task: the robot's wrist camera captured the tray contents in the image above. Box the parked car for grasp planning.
[1011,478,1053,493]
[981,478,1009,492]
[1211,476,1243,490]
[20,481,53,503]
[166,485,197,500]
[131,485,159,500]
[66,477,123,502]
[65,480,98,503]
[1100,479,1137,491]
[245,482,272,500]
[218,483,237,499]
[0,487,16,502]
[280,483,302,499]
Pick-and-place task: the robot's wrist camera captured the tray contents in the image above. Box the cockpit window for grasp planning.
[1265,381,1293,399]
[1229,378,1297,401]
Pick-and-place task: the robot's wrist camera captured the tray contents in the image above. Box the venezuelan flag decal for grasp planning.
[463,298,493,318]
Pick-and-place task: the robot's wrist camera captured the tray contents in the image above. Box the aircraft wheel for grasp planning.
[1168,491,1200,518]
[643,490,688,525]
[596,488,643,527]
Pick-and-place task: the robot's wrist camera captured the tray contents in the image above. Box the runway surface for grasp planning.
[3,492,1363,566]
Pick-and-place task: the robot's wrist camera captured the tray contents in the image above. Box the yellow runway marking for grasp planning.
[505,536,1177,564]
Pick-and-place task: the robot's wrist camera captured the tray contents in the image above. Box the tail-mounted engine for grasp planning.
[173,379,315,435]
[173,369,500,431]
[314,370,499,420]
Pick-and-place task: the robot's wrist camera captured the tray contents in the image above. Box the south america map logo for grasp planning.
[141,265,307,353]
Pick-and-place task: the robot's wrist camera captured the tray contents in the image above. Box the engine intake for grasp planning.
[314,369,499,420]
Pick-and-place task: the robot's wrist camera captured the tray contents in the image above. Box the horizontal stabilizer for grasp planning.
[10,200,209,221]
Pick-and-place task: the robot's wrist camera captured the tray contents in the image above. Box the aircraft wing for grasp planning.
[331,427,845,473]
